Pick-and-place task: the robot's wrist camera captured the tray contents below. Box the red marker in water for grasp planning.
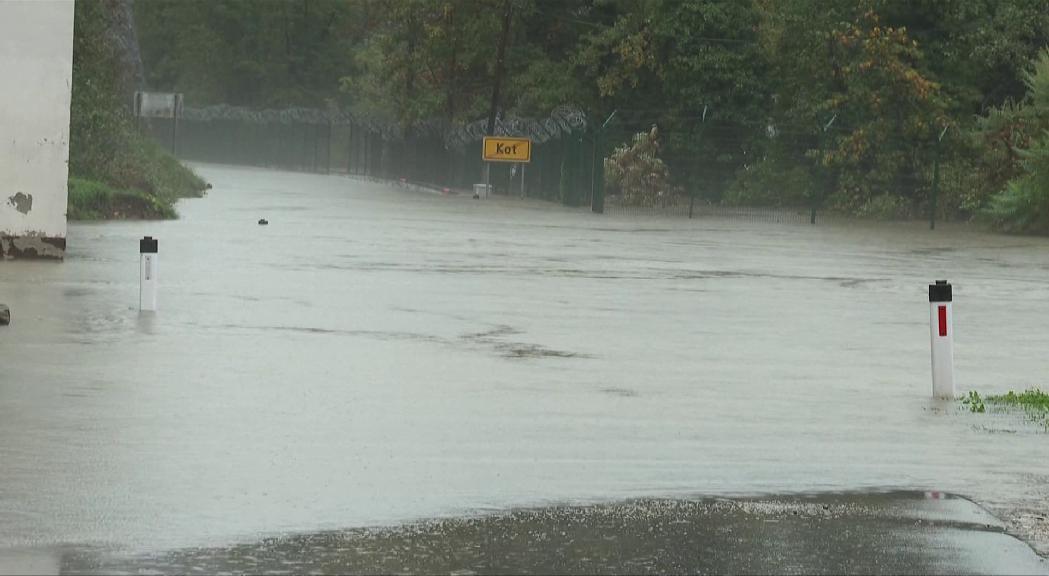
[929,280,954,398]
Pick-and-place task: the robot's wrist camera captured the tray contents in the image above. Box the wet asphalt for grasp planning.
[4,492,1046,575]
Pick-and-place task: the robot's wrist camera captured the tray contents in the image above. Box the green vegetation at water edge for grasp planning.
[67,177,176,221]
[963,389,1049,427]
[963,390,986,413]
[69,0,206,220]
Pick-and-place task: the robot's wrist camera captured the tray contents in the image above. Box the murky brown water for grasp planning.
[2,164,1048,559]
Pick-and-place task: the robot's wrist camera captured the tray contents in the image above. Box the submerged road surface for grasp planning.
[2,164,1048,570]
[31,493,1049,575]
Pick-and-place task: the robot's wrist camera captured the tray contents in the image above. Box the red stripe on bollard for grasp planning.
[938,305,947,337]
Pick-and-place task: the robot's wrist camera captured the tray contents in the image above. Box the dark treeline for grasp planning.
[130,0,1049,231]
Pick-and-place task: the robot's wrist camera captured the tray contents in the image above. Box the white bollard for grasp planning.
[140,236,158,312]
[929,280,954,398]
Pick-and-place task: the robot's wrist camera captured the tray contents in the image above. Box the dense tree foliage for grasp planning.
[982,49,1049,232]
[129,0,1049,230]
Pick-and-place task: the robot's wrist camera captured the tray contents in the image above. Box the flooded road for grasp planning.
[45,493,1049,575]
[2,164,1048,562]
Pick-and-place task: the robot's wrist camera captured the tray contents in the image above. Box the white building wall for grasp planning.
[0,0,75,258]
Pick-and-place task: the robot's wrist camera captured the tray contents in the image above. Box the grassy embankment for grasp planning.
[68,0,206,221]
[67,131,206,220]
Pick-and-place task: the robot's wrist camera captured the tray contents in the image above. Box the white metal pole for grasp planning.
[140,236,158,312]
[521,163,526,197]
[929,280,954,398]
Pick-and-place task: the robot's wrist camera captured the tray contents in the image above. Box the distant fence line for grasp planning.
[145,103,600,207]
[142,102,848,223]
[603,196,819,224]
[141,98,986,227]
[178,104,587,147]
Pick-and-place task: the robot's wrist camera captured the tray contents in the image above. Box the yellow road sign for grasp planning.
[483,136,531,163]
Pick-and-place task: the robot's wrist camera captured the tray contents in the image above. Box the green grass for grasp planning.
[988,388,1049,411]
[963,388,1049,427]
[69,111,207,221]
[67,128,208,221]
[67,177,177,220]
[130,132,207,202]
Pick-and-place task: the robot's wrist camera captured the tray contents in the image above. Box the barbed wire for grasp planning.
[443,105,588,148]
[181,103,589,148]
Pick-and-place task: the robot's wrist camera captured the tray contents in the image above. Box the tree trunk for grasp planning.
[485,0,514,137]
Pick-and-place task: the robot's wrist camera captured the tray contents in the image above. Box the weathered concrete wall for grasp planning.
[0,1,75,259]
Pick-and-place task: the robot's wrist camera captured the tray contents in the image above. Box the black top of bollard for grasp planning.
[929,280,952,302]
[140,236,158,254]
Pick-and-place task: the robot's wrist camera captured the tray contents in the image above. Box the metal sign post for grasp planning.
[481,136,532,199]
[133,91,184,154]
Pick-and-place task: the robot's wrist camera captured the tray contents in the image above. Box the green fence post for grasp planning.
[690,106,708,219]
[930,141,939,231]
[813,134,823,225]
[592,111,617,214]
[930,125,948,230]
[814,114,837,225]
[592,130,604,214]
[577,135,587,205]
[562,137,573,205]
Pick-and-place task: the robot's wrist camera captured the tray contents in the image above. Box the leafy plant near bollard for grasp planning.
[963,390,986,413]
[963,389,1049,428]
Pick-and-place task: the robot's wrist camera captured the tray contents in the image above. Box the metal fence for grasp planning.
[141,102,984,227]
[602,196,819,223]
[150,104,598,206]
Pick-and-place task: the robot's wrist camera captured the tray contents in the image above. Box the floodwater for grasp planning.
[2,164,1049,563]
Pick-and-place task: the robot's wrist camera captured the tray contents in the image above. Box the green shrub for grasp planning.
[984,133,1049,234]
[724,158,813,207]
[605,126,680,206]
[978,49,1049,233]
[854,193,911,219]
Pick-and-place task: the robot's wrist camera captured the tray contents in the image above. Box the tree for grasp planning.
[128,0,1049,225]
[575,0,769,198]
[984,49,1049,233]
[135,0,366,107]
[820,10,946,216]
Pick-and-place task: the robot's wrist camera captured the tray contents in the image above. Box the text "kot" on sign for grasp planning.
[482,137,531,163]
